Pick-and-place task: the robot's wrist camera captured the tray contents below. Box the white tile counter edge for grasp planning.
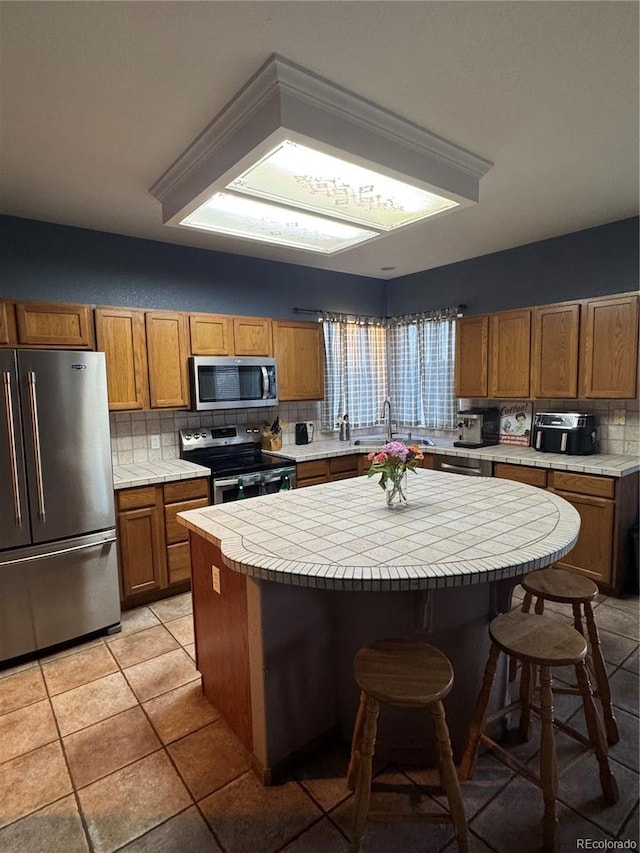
[113,459,211,489]
[270,439,639,477]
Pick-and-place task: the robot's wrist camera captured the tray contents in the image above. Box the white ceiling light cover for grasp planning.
[226,140,459,231]
[151,55,492,255]
[182,192,378,253]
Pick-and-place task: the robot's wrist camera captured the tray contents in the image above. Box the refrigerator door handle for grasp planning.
[0,535,118,566]
[26,370,46,522]
[3,370,23,526]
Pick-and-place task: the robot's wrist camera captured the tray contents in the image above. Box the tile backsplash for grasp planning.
[110,402,323,467]
[110,399,639,467]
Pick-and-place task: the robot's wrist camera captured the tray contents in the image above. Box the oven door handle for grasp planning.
[215,474,262,488]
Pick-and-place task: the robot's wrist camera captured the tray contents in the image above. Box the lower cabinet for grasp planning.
[494,463,639,595]
[297,454,362,487]
[117,477,209,608]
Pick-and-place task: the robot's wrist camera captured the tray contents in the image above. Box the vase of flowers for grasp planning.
[366,440,424,508]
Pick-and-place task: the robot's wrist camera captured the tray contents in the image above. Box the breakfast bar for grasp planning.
[178,468,580,782]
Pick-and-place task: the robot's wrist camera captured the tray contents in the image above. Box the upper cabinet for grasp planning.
[0,301,16,345]
[188,313,272,356]
[531,302,580,399]
[95,307,149,410]
[579,295,639,399]
[455,316,488,398]
[272,320,324,401]
[189,313,233,356]
[15,301,95,349]
[488,309,531,399]
[233,316,272,356]
[145,311,190,408]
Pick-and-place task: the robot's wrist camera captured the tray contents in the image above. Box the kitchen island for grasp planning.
[178,468,580,782]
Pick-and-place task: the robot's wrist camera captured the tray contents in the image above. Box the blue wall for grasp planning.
[388,217,639,316]
[1,215,637,318]
[0,216,386,319]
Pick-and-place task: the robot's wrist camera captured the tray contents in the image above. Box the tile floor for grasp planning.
[0,587,637,852]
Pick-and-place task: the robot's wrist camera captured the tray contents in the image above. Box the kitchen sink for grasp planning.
[352,434,436,447]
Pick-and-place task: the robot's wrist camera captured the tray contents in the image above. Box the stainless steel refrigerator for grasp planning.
[1,349,120,663]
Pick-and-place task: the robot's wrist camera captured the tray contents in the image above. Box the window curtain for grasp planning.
[321,319,387,431]
[388,309,457,430]
[321,308,456,433]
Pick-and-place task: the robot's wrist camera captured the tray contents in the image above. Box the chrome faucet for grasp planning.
[381,398,392,442]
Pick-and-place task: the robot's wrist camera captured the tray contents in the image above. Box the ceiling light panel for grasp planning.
[181,193,378,253]
[227,140,459,230]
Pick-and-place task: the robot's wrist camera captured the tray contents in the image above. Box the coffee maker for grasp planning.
[454,407,500,448]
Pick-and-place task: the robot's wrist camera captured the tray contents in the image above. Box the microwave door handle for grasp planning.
[261,366,269,399]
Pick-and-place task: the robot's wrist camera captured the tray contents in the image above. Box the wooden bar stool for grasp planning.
[461,611,618,853]
[347,638,468,853]
[515,567,619,744]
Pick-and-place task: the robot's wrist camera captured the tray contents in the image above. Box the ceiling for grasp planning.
[0,2,637,280]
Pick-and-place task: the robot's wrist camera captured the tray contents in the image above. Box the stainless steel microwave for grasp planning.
[189,356,278,411]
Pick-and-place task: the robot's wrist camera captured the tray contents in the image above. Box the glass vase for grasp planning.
[385,470,407,508]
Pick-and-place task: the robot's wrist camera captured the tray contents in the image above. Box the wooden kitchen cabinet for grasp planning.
[117,477,210,607]
[296,459,330,487]
[145,311,190,408]
[14,301,95,349]
[531,302,580,398]
[164,479,210,585]
[494,462,547,489]
[455,315,488,398]
[0,301,17,345]
[189,313,234,355]
[329,454,360,481]
[233,316,272,356]
[272,320,324,401]
[117,487,166,599]
[488,309,531,399]
[579,294,639,399]
[95,307,149,410]
[547,470,638,595]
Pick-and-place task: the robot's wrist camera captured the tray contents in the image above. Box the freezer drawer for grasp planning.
[0,536,121,663]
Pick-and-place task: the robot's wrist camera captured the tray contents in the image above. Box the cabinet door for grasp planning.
[0,301,17,346]
[164,497,209,545]
[455,316,488,398]
[531,303,580,398]
[550,490,614,585]
[189,313,233,355]
[96,307,149,410]
[489,309,531,398]
[579,295,639,399]
[15,301,95,348]
[118,505,166,597]
[145,311,190,408]
[272,321,324,401]
[233,316,272,356]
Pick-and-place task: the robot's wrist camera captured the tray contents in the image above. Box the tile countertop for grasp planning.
[113,459,211,490]
[273,439,639,477]
[177,470,581,593]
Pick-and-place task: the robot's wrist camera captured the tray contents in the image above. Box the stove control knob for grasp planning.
[184,433,192,440]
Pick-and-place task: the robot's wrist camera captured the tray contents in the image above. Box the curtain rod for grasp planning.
[293,304,467,319]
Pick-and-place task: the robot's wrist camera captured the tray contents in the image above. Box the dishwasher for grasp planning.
[431,454,492,477]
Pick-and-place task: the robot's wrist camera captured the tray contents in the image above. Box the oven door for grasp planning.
[212,472,264,504]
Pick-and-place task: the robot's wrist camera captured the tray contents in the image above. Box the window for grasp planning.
[321,309,457,433]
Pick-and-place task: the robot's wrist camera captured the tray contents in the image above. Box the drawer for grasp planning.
[117,485,157,510]
[167,541,192,584]
[164,478,209,503]
[549,471,615,499]
[494,463,548,489]
[297,460,329,479]
[165,497,209,544]
[329,455,359,475]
